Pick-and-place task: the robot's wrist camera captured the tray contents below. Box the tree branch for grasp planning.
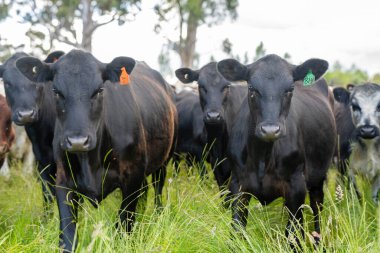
[93,12,118,31]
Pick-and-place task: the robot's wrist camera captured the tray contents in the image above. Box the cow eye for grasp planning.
[248,85,260,96]
[52,89,65,99]
[286,86,294,93]
[199,86,207,93]
[351,104,361,112]
[221,85,230,92]
[91,87,104,98]
[376,104,380,112]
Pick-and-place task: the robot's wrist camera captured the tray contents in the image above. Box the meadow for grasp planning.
[0,159,379,252]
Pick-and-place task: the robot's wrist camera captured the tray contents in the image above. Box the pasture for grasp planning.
[0,159,378,252]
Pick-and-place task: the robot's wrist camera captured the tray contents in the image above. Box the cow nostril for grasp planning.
[261,125,280,135]
[83,136,89,146]
[207,112,221,120]
[18,110,35,118]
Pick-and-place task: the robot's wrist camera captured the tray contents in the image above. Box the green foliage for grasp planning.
[253,41,266,61]
[0,160,379,252]
[324,61,373,86]
[155,0,239,69]
[11,0,141,53]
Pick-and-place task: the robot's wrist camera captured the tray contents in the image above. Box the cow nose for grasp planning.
[260,124,281,141]
[17,109,36,123]
[206,112,221,122]
[66,136,90,152]
[359,126,377,139]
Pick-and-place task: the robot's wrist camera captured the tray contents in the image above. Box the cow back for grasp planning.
[104,62,177,172]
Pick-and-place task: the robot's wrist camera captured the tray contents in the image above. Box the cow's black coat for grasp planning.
[174,90,207,175]
[217,55,336,247]
[175,63,247,191]
[0,51,64,209]
[16,50,177,252]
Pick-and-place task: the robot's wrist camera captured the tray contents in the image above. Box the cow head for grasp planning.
[0,95,14,158]
[348,83,380,140]
[0,51,64,125]
[217,54,328,142]
[16,50,135,153]
[175,62,231,126]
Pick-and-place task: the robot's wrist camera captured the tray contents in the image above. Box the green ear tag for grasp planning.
[303,70,315,86]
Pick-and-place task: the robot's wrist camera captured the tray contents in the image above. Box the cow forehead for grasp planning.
[250,58,293,87]
[54,52,103,91]
[352,91,380,109]
[198,63,229,87]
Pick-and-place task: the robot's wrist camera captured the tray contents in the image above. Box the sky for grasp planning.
[1,0,380,82]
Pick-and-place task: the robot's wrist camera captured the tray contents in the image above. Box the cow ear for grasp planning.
[16,57,54,82]
[217,59,248,81]
[104,56,136,83]
[44,51,65,63]
[333,87,350,105]
[0,65,4,77]
[293,58,329,82]
[175,68,199,83]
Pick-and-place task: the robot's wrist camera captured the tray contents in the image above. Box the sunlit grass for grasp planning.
[0,160,378,252]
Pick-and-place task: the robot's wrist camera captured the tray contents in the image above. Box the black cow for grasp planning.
[0,51,64,210]
[217,55,336,247]
[16,50,177,252]
[174,90,207,176]
[332,87,356,181]
[175,62,247,192]
[334,84,380,203]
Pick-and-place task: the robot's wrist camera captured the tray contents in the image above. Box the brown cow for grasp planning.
[0,94,15,170]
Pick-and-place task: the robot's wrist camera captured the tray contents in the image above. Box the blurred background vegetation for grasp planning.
[1,0,379,86]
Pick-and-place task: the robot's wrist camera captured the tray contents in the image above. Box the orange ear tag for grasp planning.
[119,67,130,85]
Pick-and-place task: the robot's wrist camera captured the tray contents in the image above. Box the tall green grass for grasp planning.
[0,160,378,252]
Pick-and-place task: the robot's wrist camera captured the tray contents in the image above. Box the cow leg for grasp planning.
[284,172,307,250]
[137,178,148,213]
[309,183,324,245]
[119,168,145,233]
[371,175,380,204]
[39,163,56,214]
[56,185,79,252]
[152,167,166,210]
[231,191,252,232]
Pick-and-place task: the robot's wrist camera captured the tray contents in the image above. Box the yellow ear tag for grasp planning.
[119,67,130,85]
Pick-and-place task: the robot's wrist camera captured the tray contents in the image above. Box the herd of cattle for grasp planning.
[0,50,379,251]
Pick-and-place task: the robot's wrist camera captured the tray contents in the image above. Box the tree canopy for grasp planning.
[13,0,141,53]
[154,0,238,73]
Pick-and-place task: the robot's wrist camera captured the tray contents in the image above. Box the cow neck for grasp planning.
[37,82,56,129]
[249,134,274,182]
[205,123,226,156]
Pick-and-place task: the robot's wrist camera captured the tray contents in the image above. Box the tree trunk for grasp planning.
[180,8,199,68]
[81,0,94,52]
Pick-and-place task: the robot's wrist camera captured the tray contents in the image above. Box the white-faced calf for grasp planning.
[335,83,380,203]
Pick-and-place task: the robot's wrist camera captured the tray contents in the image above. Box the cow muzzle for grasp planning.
[204,111,223,125]
[14,109,37,125]
[358,125,379,139]
[64,135,91,152]
[258,123,281,142]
